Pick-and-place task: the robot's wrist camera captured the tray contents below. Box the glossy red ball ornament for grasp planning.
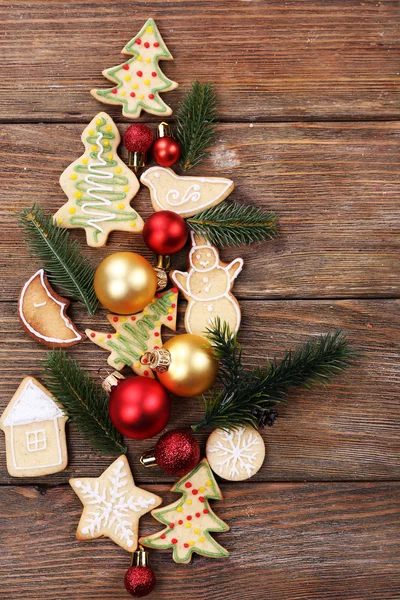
[124,566,155,598]
[143,210,188,255]
[109,377,171,440]
[124,124,154,153]
[152,136,181,167]
[154,429,201,476]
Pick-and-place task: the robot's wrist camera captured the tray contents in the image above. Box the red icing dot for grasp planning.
[187,515,192,521]
[136,38,141,45]
[185,482,192,488]
[154,332,160,337]
[171,538,178,544]
[167,316,173,321]
[90,333,95,338]
[199,497,205,503]
[156,292,162,298]
[142,357,148,364]
[203,509,209,514]
[144,42,150,48]
[160,534,166,539]
[153,345,159,349]
[151,71,157,77]
[184,543,189,548]
[107,334,111,339]
[154,42,159,47]
[130,92,136,98]
[113,317,119,322]
[169,523,175,528]
[143,370,149,376]
[123,64,129,70]
[149,94,154,100]
[137,70,143,77]
[178,520,183,525]
[171,304,176,308]
[111,89,117,94]
[172,287,178,293]
[196,512,201,518]
[131,316,136,321]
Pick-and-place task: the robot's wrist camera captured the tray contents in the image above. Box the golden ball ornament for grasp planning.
[156,334,219,397]
[94,252,157,315]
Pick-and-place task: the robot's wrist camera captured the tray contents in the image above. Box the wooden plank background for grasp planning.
[0,1,399,599]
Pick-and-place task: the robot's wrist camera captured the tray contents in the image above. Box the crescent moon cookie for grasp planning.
[18,269,85,347]
[54,112,144,248]
[206,426,266,481]
[140,167,234,217]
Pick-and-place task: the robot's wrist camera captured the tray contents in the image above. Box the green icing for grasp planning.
[69,115,137,244]
[107,291,175,367]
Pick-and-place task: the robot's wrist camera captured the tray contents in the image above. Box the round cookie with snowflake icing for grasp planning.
[206,426,266,481]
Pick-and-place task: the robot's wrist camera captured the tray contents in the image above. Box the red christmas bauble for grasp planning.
[109,377,171,440]
[155,429,200,476]
[124,124,154,153]
[152,136,181,167]
[124,566,155,598]
[143,211,188,255]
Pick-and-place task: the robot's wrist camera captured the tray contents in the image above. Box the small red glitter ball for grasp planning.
[123,124,154,153]
[143,210,188,256]
[154,429,200,476]
[124,566,155,598]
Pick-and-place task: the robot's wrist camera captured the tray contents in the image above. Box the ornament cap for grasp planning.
[141,348,171,373]
[128,151,146,173]
[157,121,172,139]
[131,545,149,568]
[140,450,158,468]
[102,371,125,393]
[154,255,171,291]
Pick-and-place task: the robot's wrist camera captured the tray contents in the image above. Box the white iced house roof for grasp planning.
[2,378,64,427]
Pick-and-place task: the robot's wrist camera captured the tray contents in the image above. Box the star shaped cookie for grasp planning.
[70,455,162,552]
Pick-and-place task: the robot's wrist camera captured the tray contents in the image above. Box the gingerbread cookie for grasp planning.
[206,426,266,481]
[140,459,229,563]
[141,166,234,217]
[91,19,178,119]
[86,288,178,377]
[70,455,162,552]
[54,113,143,248]
[19,269,84,347]
[170,232,243,337]
[0,377,68,477]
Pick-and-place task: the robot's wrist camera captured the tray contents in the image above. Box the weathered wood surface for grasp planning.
[0,482,399,600]
[1,122,399,300]
[1,1,399,123]
[0,299,398,485]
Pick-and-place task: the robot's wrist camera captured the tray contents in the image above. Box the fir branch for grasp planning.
[42,349,127,455]
[175,80,218,171]
[192,322,358,432]
[19,204,98,315]
[187,202,279,247]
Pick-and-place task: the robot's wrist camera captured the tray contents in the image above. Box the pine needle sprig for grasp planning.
[175,80,218,171]
[43,349,127,455]
[192,321,358,432]
[19,205,98,315]
[187,202,279,247]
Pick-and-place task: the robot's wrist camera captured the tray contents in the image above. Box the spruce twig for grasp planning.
[187,202,279,247]
[192,319,358,431]
[175,80,218,171]
[43,350,127,455]
[19,204,98,315]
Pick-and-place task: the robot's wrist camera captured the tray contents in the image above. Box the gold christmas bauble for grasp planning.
[94,252,157,315]
[157,334,219,397]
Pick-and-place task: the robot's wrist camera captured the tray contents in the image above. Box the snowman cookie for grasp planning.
[170,233,243,337]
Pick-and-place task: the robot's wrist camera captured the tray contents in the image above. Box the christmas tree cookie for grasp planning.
[140,459,229,563]
[85,288,178,377]
[54,113,143,248]
[91,19,178,119]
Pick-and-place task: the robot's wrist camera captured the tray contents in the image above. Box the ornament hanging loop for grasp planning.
[157,121,172,138]
[141,348,171,373]
[101,371,125,393]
